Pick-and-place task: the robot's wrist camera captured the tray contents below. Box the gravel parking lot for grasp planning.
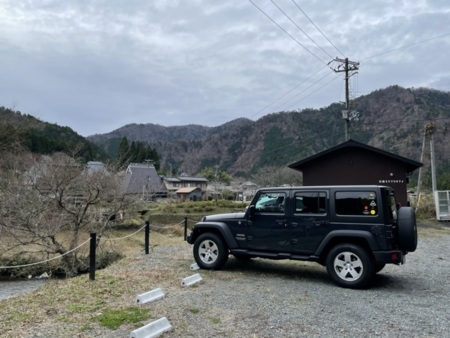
[7,224,450,338]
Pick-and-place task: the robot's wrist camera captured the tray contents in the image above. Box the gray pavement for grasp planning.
[0,279,47,300]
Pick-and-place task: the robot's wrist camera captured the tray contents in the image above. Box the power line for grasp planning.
[270,0,333,59]
[282,71,340,111]
[259,125,345,158]
[361,32,450,61]
[291,0,345,58]
[247,0,347,126]
[256,111,450,158]
[248,0,329,66]
[249,65,328,119]
[354,116,450,128]
[251,67,338,119]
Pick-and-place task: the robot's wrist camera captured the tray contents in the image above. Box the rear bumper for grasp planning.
[373,250,405,265]
[186,233,194,244]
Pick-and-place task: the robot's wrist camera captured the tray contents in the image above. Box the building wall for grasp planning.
[302,148,409,205]
[181,181,207,189]
[177,190,203,201]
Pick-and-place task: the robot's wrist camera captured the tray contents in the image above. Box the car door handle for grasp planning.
[276,219,288,227]
[314,221,326,226]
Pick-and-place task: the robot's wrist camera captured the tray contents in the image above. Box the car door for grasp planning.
[289,190,331,254]
[246,191,290,252]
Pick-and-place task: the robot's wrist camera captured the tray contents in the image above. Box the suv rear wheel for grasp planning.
[326,244,375,289]
[193,233,228,270]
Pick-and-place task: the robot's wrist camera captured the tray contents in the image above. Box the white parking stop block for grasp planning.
[130,317,172,338]
[181,273,202,287]
[136,288,164,305]
[190,262,199,270]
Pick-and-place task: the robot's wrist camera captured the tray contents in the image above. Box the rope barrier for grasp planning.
[0,219,190,271]
[102,224,147,241]
[150,223,181,230]
[0,238,91,269]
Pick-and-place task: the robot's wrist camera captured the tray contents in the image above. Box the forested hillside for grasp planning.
[89,86,450,183]
[2,86,449,187]
[0,106,107,162]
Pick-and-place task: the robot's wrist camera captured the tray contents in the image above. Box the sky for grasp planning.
[0,0,449,137]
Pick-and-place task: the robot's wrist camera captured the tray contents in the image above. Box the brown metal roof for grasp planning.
[176,187,200,194]
[288,139,422,174]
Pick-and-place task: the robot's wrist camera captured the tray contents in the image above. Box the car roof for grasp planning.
[257,185,392,191]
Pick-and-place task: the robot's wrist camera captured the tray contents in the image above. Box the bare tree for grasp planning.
[0,152,132,277]
[251,165,303,187]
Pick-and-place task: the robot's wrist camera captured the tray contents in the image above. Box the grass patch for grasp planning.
[92,306,151,330]
[80,324,93,332]
[189,308,200,314]
[0,230,192,337]
[211,317,221,324]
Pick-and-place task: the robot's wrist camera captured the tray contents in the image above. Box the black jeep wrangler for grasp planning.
[186,185,417,289]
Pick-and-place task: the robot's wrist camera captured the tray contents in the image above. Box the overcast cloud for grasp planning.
[0,0,449,136]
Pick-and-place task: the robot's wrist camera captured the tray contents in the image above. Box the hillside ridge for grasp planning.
[88,86,450,177]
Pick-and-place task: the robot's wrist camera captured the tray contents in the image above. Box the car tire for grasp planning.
[397,207,418,252]
[326,244,375,289]
[193,233,228,270]
[375,263,386,273]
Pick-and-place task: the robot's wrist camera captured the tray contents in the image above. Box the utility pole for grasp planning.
[330,57,360,141]
[429,124,437,192]
[416,122,437,208]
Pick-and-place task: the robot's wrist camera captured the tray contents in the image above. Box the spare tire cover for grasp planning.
[397,207,418,252]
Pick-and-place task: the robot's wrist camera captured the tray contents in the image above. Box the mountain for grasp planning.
[88,85,450,177]
[0,106,107,162]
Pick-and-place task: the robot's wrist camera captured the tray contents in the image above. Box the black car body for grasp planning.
[187,185,417,288]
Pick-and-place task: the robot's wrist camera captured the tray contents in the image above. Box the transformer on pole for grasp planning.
[330,57,360,140]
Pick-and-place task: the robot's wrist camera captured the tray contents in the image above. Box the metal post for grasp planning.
[145,221,150,255]
[344,58,350,141]
[89,233,96,281]
[184,217,188,241]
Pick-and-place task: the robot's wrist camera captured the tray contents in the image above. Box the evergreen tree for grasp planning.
[129,141,137,162]
[118,137,129,167]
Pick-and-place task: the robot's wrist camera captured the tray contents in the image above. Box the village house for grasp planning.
[123,163,168,200]
[163,174,208,199]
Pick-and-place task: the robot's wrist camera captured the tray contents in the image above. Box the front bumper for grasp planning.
[186,233,194,244]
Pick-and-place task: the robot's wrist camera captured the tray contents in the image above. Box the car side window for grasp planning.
[294,192,327,214]
[335,191,378,216]
[255,192,286,213]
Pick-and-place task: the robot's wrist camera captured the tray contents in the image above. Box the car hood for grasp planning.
[202,212,246,222]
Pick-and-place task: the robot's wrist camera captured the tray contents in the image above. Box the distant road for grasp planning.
[0,280,47,300]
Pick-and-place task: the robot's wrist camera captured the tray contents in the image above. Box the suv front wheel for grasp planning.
[193,233,228,270]
[326,244,375,289]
